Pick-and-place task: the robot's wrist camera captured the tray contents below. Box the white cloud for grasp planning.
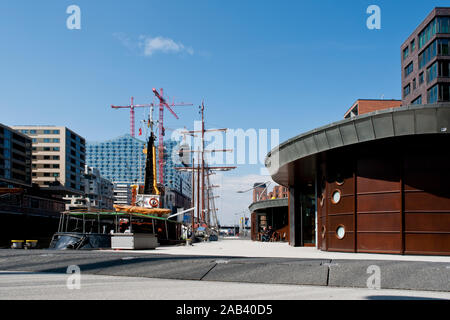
[139,35,194,57]
[114,33,194,57]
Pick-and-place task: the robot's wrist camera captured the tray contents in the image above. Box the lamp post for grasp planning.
[237,181,272,202]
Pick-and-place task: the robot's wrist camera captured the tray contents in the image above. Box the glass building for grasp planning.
[86,134,191,200]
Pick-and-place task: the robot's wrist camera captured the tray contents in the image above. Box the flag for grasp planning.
[139,128,142,136]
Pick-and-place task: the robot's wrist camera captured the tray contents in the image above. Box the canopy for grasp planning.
[63,210,176,222]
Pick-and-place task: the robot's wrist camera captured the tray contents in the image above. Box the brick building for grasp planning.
[401,7,450,105]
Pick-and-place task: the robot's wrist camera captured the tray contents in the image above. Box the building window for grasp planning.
[437,39,449,55]
[403,84,411,98]
[44,130,51,134]
[336,225,346,240]
[331,190,341,204]
[52,130,60,134]
[412,95,422,105]
[437,17,450,34]
[411,39,416,52]
[427,84,438,104]
[419,18,437,49]
[426,62,438,83]
[419,40,437,69]
[440,61,450,78]
[404,62,414,77]
[43,138,51,143]
[403,46,409,60]
[413,78,416,90]
[440,84,450,102]
[419,72,424,85]
[53,138,60,143]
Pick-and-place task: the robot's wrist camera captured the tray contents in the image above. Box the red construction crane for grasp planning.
[152,88,192,186]
[111,97,152,137]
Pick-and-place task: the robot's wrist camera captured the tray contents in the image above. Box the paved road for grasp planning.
[0,272,449,300]
[0,249,449,293]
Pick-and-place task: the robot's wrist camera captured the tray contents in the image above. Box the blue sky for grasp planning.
[1,1,447,224]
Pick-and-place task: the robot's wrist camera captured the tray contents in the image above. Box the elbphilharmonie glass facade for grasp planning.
[86,134,191,198]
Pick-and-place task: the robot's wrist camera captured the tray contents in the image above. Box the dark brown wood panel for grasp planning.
[357,192,401,212]
[328,195,354,215]
[357,233,402,253]
[328,214,354,232]
[327,231,355,252]
[405,213,450,232]
[405,234,450,255]
[330,176,355,195]
[357,176,400,194]
[357,213,402,232]
[404,191,450,212]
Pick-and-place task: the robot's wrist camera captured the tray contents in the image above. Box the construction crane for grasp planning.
[111,97,152,138]
[151,88,192,186]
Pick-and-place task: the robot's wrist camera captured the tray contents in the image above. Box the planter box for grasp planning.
[111,233,159,250]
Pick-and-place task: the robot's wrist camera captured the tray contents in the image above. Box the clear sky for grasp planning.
[1,1,447,224]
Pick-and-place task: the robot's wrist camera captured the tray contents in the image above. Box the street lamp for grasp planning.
[236,181,272,201]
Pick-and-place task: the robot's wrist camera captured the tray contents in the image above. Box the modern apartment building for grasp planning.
[12,126,86,194]
[0,124,32,188]
[401,7,450,105]
[63,166,114,211]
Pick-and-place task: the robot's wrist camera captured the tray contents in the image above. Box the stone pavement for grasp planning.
[128,238,450,262]
[0,239,448,293]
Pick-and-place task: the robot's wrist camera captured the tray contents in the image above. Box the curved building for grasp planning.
[249,198,289,242]
[265,104,450,255]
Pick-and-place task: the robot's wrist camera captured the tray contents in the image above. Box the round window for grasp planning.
[332,190,341,204]
[336,226,345,239]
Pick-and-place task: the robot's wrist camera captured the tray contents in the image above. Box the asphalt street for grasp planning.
[1,272,449,300]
